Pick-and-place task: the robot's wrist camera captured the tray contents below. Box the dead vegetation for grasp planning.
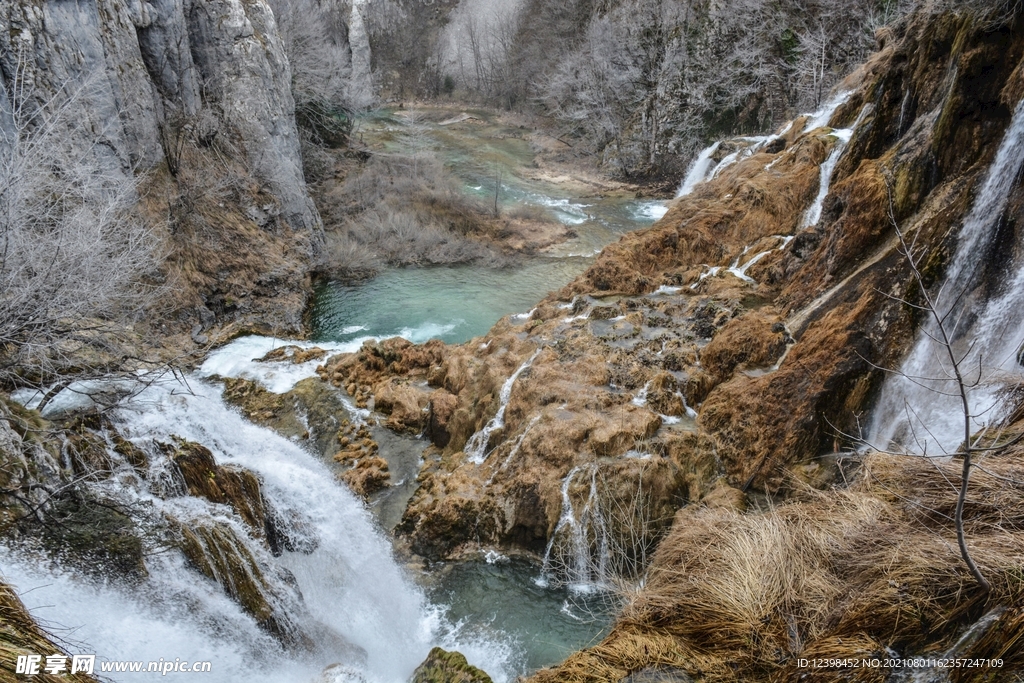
[528,451,1024,683]
[1,583,97,683]
[311,151,571,281]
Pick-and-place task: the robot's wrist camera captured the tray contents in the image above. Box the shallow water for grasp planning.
[202,336,620,676]
[312,108,667,344]
[423,557,616,673]
[311,257,588,344]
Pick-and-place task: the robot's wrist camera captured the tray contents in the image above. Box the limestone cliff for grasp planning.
[0,0,354,334]
[1,0,317,230]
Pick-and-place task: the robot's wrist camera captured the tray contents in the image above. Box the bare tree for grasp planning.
[862,183,1024,593]
[0,54,159,386]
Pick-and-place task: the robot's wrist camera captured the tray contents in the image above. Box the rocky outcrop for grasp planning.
[175,518,312,647]
[0,0,318,234]
[528,449,1024,683]
[411,647,494,683]
[0,0,350,335]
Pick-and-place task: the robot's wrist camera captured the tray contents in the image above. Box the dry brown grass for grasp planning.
[1,582,96,682]
[560,134,829,298]
[527,452,1024,683]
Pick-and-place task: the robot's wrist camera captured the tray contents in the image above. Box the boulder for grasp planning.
[411,647,492,683]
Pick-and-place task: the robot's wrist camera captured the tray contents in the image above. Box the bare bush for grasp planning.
[271,0,351,106]
[322,232,382,280]
[316,152,513,279]
[0,68,158,384]
[270,0,357,144]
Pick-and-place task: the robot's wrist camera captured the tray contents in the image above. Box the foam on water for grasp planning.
[199,325,461,395]
[632,201,669,221]
[4,374,518,683]
[199,335,366,393]
[803,90,853,132]
[675,141,722,198]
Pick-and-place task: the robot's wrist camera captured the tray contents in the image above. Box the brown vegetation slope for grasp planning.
[313,5,1024,677]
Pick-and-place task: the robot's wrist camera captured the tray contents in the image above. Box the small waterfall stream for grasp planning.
[538,464,611,594]
[675,142,721,197]
[673,89,856,208]
[801,107,868,228]
[465,349,542,464]
[868,100,1024,454]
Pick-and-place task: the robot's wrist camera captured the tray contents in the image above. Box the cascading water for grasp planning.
[801,107,869,229]
[465,349,543,464]
[538,464,611,594]
[723,236,795,284]
[3,361,517,682]
[674,89,859,217]
[803,90,853,132]
[868,100,1024,455]
[675,142,721,197]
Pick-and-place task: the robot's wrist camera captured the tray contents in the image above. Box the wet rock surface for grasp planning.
[411,647,494,683]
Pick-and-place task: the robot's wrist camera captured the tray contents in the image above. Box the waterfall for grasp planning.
[868,100,1024,455]
[465,349,542,464]
[2,371,516,682]
[674,89,852,203]
[675,142,721,197]
[803,90,853,132]
[538,464,611,594]
[690,265,722,289]
[631,381,652,407]
[725,235,796,285]
[801,107,869,229]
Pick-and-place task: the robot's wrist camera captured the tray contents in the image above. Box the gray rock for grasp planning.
[346,3,374,110]
[622,667,693,683]
[0,0,336,244]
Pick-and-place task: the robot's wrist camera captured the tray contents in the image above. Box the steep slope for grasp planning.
[0,0,336,336]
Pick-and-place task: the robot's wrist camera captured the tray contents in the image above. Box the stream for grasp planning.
[2,107,665,682]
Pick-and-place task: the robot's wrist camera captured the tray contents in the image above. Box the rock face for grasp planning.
[0,0,343,334]
[14,0,315,222]
[0,0,318,234]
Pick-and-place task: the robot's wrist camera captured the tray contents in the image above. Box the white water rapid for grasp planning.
[801,107,868,229]
[3,348,517,682]
[675,142,721,197]
[868,100,1024,455]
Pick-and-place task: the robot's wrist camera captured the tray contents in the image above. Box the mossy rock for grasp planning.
[411,647,492,683]
[33,496,146,581]
[162,437,268,536]
[177,521,311,649]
